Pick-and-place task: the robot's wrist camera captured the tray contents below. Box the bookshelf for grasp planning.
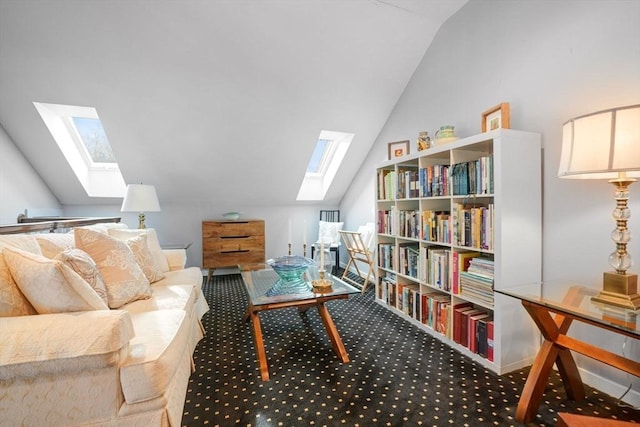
[375,129,541,374]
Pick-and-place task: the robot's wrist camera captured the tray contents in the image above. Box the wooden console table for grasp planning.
[202,220,265,284]
[496,283,639,424]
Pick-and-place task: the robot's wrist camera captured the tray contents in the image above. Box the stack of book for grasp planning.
[459,257,494,306]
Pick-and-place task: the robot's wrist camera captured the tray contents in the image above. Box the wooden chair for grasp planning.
[311,210,341,273]
[339,224,375,293]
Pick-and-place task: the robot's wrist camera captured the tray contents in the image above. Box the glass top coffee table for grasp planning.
[239,263,360,381]
[496,282,639,423]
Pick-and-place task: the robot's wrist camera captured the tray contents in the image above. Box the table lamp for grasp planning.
[558,104,640,310]
[121,184,161,229]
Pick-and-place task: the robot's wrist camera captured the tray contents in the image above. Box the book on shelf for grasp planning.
[477,316,492,358]
[419,164,449,197]
[459,308,484,349]
[452,302,473,344]
[468,311,491,353]
[399,243,420,278]
[421,210,451,243]
[427,247,450,291]
[487,320,494,361]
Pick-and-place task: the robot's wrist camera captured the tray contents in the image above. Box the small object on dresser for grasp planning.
[222,212,241,220]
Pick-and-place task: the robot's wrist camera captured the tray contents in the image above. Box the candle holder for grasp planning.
[312,269,333,293]
[288,243,292,256]
[303,243,307,257]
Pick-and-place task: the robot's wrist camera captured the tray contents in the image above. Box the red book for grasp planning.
[487,320,495,362]
[452,302,473,344]
[459,308,483,348]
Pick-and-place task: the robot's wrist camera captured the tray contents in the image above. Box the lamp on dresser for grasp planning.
[558,104,640,309]
[121,184,161,229]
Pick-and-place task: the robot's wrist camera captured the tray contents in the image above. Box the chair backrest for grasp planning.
[320,210,340,222]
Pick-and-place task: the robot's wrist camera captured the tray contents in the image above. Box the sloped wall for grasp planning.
[0,124,61,223]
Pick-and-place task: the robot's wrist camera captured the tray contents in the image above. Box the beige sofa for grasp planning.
[0,222,209,426]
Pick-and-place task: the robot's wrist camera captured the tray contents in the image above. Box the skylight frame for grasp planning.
[297,130,354,201]
[33,102,126,198]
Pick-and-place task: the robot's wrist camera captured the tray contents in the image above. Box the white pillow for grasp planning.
[3,246,108,314]
[108,228,170,273]
[0,250,37,317]
[75,228,151,309]
[317,221,344,245]
[36,233,75,259]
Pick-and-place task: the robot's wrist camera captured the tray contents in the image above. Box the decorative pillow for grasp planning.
[108,228,170,273]
[2,246,108,314]
[0,252,37,317]
[36,233,75,259]
[316,221,344,245]
[75,228,152,309]
[123,234,165,283]
[55,248,109,305]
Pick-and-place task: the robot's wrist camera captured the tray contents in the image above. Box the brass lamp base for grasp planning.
[138,212,146,229]
[591,271,640,310]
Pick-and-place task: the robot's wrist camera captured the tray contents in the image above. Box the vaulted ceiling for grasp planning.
[0,0,467,206]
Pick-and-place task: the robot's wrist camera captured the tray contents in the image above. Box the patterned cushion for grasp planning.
[2,246,108,314]
[108,228,170,273]
[75,228,151,309]
[55,248,109,305]
[124,234,165,284]
[0,235,42,255]
[0,252,36,317]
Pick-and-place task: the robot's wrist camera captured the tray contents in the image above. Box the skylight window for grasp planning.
[33,102,126,198]
[297,130,354,201]
[71,117,116,164]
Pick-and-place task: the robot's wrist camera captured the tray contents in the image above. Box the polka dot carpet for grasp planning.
[182,270,639,426]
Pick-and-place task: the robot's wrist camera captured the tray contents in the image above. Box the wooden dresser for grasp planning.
[202,219,265,284]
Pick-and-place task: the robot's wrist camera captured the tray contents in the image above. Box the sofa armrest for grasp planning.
[163,249,187,271]
[0,310,134,380]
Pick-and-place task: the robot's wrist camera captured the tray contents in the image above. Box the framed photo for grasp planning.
[481,103,510,132]
[387,140,410,160]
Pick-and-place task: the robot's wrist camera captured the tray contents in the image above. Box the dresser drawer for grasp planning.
[202,221,264,239]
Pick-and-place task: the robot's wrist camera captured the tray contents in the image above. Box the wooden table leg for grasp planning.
[317,302,350,363]
[249,310,270,381]
[516,302,586,423]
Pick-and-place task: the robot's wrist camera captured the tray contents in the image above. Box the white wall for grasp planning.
[342,0,640,406]
[0,124,61,223]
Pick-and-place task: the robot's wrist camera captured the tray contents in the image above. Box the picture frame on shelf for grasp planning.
[387,140,410,160]
[481,103,510,132]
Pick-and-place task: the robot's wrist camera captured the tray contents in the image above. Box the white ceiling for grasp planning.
[0,0,467,206]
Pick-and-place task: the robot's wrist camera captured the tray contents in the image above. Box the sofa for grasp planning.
[0,221,209,426]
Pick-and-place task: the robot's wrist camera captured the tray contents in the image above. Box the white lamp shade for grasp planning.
[558,104,640,179]
[121,184,161,212]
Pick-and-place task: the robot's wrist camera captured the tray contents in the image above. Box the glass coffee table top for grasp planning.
[239,263,359,306]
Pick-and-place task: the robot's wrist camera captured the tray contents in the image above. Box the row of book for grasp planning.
[377,155,493,201]
[378,243,395,270]
[377,208,394,235]
[378,279,495,361]
[421,210,450,243]
[397,168,420,199]
[450,155,494,196]
[451,203,494,250]
[398,209,420,238]
[398,243,420,278]
[452,303,494,361]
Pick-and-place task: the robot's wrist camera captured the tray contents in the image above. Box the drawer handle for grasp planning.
[220,235,250,239]
[220,249,250,254]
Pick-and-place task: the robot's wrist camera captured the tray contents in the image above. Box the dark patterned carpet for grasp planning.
[182,270,639,426]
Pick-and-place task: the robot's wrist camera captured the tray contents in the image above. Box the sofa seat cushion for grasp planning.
[120,284,196,315]
[154,267,203,297]
[121,309,189,404]
[0,310,134,380]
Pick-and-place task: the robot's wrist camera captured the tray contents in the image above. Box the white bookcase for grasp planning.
[375,129,541,374]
